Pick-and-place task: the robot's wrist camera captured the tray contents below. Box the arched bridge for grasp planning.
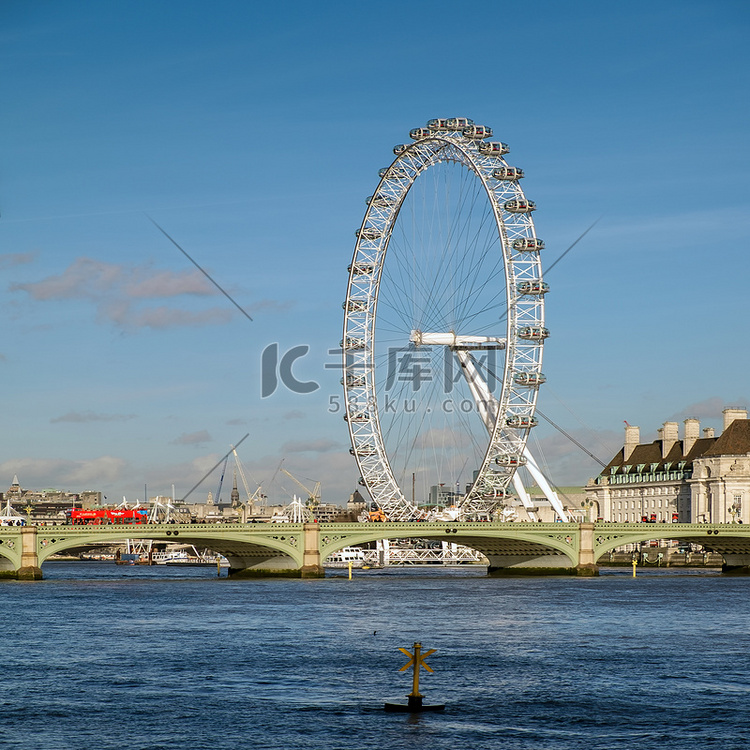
[3,521,750,579]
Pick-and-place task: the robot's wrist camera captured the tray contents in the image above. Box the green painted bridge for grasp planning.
[3,521,750,579]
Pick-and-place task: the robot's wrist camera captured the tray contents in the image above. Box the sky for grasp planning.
[1,0,749,507]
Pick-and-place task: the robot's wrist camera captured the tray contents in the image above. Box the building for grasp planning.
[584,408,750,523]
[2,475,103,524]
[428,484,462,508]
[512,486,589,522]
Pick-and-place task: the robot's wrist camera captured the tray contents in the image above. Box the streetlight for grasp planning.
[580,499,595,522]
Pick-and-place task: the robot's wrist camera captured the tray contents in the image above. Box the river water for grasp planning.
[1,563,749,750]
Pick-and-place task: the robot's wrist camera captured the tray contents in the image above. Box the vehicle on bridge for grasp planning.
[69,508,148,525]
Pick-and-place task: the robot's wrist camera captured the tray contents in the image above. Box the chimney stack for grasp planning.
[703,427,715,439]
[624,424,640,461]
[723,408,748,432]
[662,421,679,459]
[683,418,700,455]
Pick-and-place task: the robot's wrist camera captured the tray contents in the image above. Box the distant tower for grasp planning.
[8,475,21,498]
[231,469,240,509]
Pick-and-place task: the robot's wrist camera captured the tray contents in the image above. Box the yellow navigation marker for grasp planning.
[399,642,435,698]
[385,642,444,712]
[632,558,637,577]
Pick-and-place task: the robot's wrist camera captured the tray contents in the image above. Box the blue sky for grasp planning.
[1,0,748,506]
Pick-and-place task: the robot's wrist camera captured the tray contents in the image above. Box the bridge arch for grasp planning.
[0,544,20,571]
[318,522,580,572]
[591,523,750,563]
[33,524,307,573]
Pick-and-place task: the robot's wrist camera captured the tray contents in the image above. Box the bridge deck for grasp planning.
[3,521,750,578]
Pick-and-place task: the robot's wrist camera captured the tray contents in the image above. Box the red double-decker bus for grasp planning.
[70,508,148,525]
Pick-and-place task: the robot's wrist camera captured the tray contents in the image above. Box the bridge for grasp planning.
[3,521,750,579]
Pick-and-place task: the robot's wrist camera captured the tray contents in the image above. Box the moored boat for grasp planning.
[324,546,366,568]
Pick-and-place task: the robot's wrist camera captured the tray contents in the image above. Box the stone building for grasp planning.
[584,408,750,523]
[2,475,102,523]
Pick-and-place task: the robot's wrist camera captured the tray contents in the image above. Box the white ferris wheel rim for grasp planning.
[342,119,547,520]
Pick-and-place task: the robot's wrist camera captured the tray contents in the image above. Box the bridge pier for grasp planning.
[300,522,324,578]
[576,522,599,576]
[18,527,43,580]
[486,556,578,575]
[721,554,750,575]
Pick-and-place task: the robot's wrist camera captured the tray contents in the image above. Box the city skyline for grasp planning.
[1,0,748,505]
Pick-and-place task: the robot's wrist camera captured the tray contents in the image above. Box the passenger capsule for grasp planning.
[517,326,549,340]
[481,489,508,501]
[366,194,396,208]
[427,118,449,130]
[348,262,375,275]
[345,412,370,423]
[504,199,536,213]
[512,238,545,251]
[393,144,408,155]
[462,124,493,139]
[341,374,366,388]
[513,371,546,387]
[446,116,474,130]
[355,228,381,241]
[340,337,366,350]
[409,127,431,140]
[350,444,377,456]
[492,166,524,181]
[495,455,527,468]
[506,415,538,428]
[478,141,510,156]
[379,165,411,179]
[516,281,549,295]
[343,298,368,313]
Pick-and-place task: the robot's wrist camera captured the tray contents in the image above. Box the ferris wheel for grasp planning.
[342,117,568,522]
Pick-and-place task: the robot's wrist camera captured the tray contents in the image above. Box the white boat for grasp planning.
[324,546,366,568]
[152,545,229,567]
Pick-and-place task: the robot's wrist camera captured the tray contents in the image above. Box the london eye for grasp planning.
[342,117,565,521]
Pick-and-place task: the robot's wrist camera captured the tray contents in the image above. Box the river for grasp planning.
[1,563,748,750]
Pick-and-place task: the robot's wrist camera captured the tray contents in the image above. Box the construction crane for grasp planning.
[280,467,321,510]
[214,456,229,505]
[232,446,264,516]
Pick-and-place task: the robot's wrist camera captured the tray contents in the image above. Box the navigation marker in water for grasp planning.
[384,642,445,712]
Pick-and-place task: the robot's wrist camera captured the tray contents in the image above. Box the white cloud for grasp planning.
[9,256,240,330]
[0,252,36,269]
[281,438,341,453]
[667,397,749,423]
[171,430,212,446]
[526,427,621,486]
[0,456,127,490]
[109,305,232,329]
[51,411,136,423]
